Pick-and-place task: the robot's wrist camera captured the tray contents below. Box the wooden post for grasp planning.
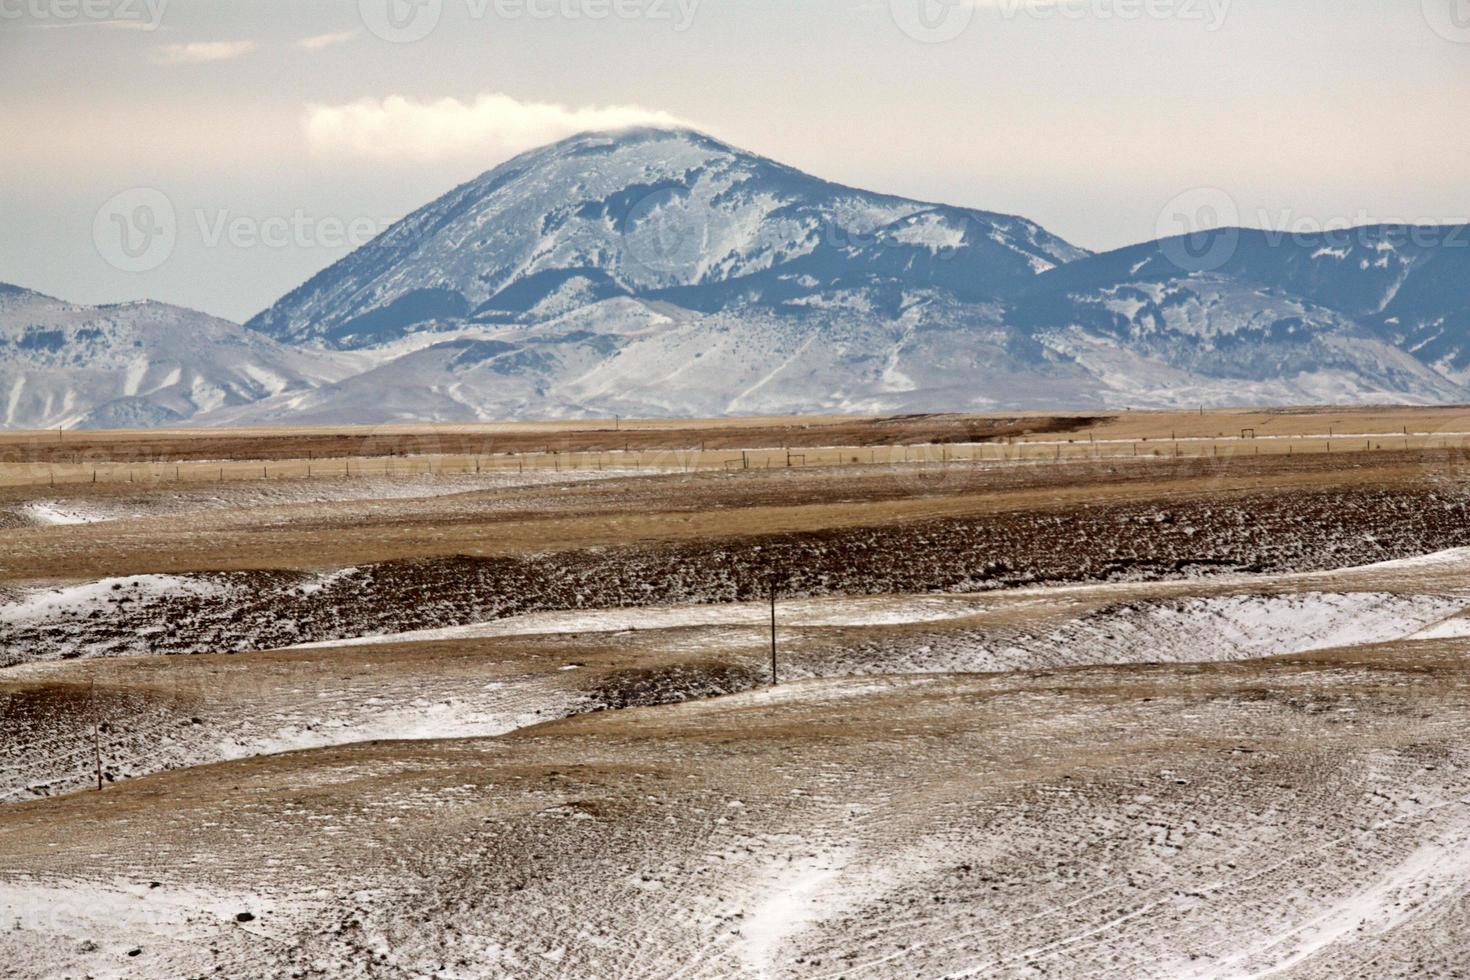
[769,577,779,687]
[90,681,102,791]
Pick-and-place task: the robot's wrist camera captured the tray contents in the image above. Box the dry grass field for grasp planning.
[5,406,1470,978]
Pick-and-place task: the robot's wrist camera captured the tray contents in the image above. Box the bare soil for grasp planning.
[5,411,1470,977]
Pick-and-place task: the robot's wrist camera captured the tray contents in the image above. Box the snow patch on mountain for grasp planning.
[0,285,359,429]
[246,127,1086,349]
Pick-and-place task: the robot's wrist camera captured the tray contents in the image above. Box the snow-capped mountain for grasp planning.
[1021,226,1470,382]
[223,126,1470,421]
[1009,229,1470,407]
[6,128,1470,428]
[247,127,1086,348]
[0,284,356,429]
[209,294,1104,425]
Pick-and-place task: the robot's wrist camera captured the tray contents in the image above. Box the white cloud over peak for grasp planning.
[302,92,687,163]
[295,30,359,52]
[151,40,257,64]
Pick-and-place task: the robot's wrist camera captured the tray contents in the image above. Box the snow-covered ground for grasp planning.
[16,501,98,525]
[6,656,1469,979]
[2,466,676,527]
[6,551,1470,805]
[286,583,1465,666]
[0,574,228,628]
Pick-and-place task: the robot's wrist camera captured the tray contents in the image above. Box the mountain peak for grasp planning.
[540,124,733,153]
[247,129,1084,348]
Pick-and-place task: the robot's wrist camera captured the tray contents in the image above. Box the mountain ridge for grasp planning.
[245,127,1087,348]
[0,284,359,429]
[4,127,1469,428]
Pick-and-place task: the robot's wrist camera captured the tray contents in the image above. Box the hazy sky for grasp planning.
[3,0,1468,321]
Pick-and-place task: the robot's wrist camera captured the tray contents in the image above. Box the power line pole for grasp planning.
[770,582,778,686]
[90,680,102,791]
[767,569,786,686]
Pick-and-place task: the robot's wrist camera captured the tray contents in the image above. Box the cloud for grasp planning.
[151,40,257,64]
[302,92,688,163]
[33,19,165,30]
[295,30,359,51]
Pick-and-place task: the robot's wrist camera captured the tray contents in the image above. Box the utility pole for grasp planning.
[90,680,102,791]
[767,569,786,686]
[770,582,778,686]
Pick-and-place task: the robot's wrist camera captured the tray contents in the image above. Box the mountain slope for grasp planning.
[1010,230,1470,406]
[209,294,1107,425]
[246,127,1087,348]
[0,284,355,429]
[11,130,1470,428]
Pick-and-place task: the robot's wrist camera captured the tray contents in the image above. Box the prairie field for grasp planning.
[5,407,1470,978]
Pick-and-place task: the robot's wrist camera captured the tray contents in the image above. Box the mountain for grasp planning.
[1020,225,1470,377]
[6,129,1469,429]
[1007,228,1470,407]
[0,284,355,429]
[228,127,1470,421]
[211,294,1105,425]
[246,127,1087,349]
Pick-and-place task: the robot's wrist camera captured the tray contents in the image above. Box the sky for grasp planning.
[2,0,1468,322]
